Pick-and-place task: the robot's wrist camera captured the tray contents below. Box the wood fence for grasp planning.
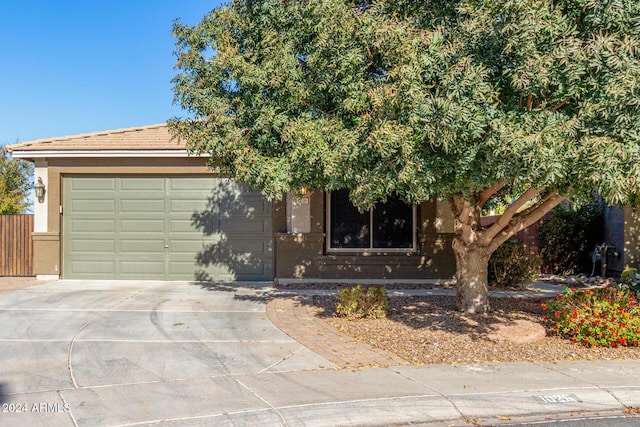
[0,215,33,276]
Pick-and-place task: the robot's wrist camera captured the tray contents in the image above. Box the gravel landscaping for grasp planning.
[290,282,640,365]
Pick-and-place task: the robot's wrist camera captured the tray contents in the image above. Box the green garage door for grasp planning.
[63,176,272,280]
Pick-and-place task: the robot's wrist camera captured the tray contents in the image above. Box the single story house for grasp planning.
[7,123,457,282]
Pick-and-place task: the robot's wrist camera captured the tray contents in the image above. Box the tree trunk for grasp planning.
[452,237,492,314]
[448,186,565,314]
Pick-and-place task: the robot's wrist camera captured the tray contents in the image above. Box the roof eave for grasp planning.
[9,149,209,160]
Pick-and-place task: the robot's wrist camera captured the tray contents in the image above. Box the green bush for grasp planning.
[538,202,604,274]
[621,267,640,295]
[543,285,640,347]
[336,285,389,319]
[488,241,541,288]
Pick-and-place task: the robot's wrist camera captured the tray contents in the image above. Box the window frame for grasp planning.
[325,191,417,253]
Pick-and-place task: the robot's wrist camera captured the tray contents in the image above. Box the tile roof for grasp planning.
[6,124,185,153]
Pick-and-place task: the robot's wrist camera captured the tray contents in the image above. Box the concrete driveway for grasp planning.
[2,280,640,427]
[0,280,334,426]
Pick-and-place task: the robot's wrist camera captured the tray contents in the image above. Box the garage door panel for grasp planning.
[244,198,270,213]
[70,260,116,274]
[232,261,272,278]
[169,240,206,253]
[168,240,268,256]
[63,176,273,280]
[120,199,165,213]
[70,219,116,233]
[169,261,201,276]
[69,178,116,191]
[223,240,269,253]
[71,239,116,252]
[120,260,165,275]
[169,219,206,233]
[220,219,270,235]
[120,178,165,191]
[71,199,116,213]
[169,177,219,191]
[218,201,269,217]
[169,199,211,214]
[120,239,165,253]
[120,219,165,233]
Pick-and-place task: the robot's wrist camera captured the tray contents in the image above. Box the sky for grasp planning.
[0,1,224,146]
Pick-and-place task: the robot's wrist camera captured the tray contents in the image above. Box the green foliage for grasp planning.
[0,148,32,214]
[336,285,389,319]
[621,267,640,295]
[538,202,604,274]
[171,0,640,312]
[488,241,541,288]
[544,286,640,347]
[171,0,640,208]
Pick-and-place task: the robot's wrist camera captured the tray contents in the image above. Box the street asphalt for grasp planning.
[0,279,638,426]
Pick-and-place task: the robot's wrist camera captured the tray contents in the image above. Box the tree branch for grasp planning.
[549,96,571,112]
[534,98,542,110]
[481,186,544,243]
[365,45,374,62]
[475,182,505,208]
[514,191,555,220]
[488,193,565,252]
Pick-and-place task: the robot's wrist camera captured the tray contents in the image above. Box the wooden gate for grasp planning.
[0,215,33,276]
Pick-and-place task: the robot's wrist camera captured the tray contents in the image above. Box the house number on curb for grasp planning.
[537,394,582,404]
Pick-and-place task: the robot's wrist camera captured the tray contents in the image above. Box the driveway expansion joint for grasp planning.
[231,375,290,426]
[66,284,170,389]
[2,279,639,427]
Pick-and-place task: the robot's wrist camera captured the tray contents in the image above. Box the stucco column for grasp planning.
[624,205,640,269]
[32,160,60,280]
[435,200,455,233]
[33,160,48,232]
[286,192,311,233]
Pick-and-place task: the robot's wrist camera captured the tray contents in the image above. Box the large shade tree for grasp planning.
[170,0,640,313]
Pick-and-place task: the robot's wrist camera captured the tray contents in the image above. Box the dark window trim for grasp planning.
[325,191,417,253]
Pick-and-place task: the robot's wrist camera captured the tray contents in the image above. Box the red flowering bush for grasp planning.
[543,285,640,347]
[336,285,389,319]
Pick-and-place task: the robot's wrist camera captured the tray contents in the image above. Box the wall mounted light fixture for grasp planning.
[34,177,46,203]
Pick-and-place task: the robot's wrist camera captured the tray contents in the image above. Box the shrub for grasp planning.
[488,240,541,288]
[538,202,604,274]
[621,267,640,295]
[543,285,640,347]
[336,285,389,319]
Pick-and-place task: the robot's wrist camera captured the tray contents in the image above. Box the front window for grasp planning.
[328,189,415,251]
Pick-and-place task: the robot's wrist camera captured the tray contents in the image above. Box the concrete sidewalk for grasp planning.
[0,278,637,427]
[273,279,565,298]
